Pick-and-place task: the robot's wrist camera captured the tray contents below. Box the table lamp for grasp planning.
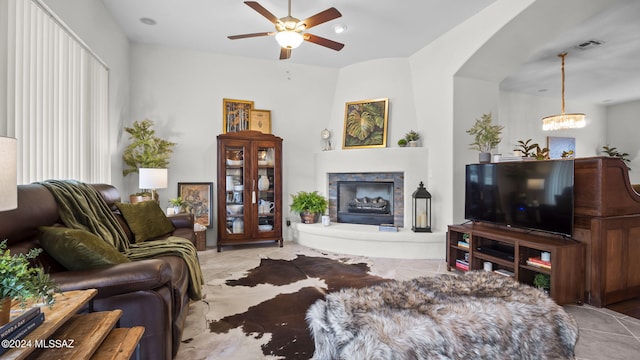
[139,168,168,203]
[0,136,18,211]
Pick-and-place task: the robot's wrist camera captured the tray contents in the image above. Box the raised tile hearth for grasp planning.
[292,222,445,259]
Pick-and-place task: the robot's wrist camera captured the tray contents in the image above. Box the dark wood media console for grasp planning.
[447,223,585,305]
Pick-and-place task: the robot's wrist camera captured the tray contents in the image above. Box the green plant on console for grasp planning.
[514,139,538,157]
[534,144,550,160]
[1,240,59,309]
[533,273,550,290]
[122,119,176,177]
[602,145,631,170]
[466,113,504,153]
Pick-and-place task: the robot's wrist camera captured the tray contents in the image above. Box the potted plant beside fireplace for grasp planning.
[290,191,328,224]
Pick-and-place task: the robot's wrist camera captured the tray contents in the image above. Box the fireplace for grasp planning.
[328,172,404,226]
[337,181,394,225]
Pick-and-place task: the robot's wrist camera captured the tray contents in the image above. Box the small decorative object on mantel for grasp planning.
[411,182,431,233]
[466,113,503,163]
[404,130,420,147]
[321,128,332,151]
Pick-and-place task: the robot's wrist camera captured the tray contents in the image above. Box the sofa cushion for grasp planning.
[115,201,175,243]
[38,226,130,271]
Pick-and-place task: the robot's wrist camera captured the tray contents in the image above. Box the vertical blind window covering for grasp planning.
[2,0,110,184]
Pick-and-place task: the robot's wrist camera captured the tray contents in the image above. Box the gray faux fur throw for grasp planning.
[306,271,578,360]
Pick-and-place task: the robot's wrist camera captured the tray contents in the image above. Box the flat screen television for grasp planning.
[465,159,574,237]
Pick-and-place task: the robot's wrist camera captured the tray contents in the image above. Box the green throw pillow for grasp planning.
[39,226,130,271]
[115,201,175,243]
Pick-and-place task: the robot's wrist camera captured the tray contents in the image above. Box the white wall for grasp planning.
[410,0,534,233]
[328,58,418,150]
[128,44,339,242]
[607,99,640,184]
[42,0,130,191]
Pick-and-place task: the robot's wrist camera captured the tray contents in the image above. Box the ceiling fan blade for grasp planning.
[228,32,275,40]
[244,1,279,24]
[303,33,344,51]
[300,7,341,30]
[279,47,292,60]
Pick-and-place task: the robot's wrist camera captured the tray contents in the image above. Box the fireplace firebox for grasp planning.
[337,181,394,225]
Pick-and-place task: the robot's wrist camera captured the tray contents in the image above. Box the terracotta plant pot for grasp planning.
[300,212,319,224]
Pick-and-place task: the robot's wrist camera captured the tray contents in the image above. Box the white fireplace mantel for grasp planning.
[290,147,445,259]
[314,147,429,229]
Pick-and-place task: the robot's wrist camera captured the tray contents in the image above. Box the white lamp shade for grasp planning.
[0,137,18,211]
[139,168,168,189]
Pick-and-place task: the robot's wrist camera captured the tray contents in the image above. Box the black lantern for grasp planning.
[412,181,431,232]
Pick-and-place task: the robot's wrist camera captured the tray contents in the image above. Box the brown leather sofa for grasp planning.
[0,183,195,360]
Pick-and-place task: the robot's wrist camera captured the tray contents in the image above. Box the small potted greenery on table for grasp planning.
[168,197,186,214]
[1,240,58,325]
[290,191,328,224]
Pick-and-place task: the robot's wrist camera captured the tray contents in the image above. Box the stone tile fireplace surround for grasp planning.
[292,147,445,259]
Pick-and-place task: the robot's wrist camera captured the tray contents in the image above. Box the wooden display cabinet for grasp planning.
[447,223,585,305]
[216,130,283,251]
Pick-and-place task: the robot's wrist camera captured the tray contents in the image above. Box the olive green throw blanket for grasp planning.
[39,180,203,300]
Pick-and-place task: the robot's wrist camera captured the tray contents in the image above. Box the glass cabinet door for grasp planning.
[223,144,246,235]
[256,146,276,233]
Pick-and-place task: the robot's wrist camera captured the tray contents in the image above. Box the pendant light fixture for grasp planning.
[542,52,586,131]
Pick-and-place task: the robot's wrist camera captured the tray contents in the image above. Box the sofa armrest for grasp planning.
[49,258,172,298]
[169,213,194,229]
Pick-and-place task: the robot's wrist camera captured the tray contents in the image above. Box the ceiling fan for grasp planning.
[228,0,344,60]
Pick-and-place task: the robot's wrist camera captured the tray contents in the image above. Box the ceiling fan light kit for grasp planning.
[275,30,303,49]
[542,52,586,131]
[228,0,344,60]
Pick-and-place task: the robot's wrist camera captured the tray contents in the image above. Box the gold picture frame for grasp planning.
[249,109,271,134]
[223,98,254,133]
[343,98,389,149]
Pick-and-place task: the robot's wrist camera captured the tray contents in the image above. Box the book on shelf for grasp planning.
[455,259,469,271]
[378,224,398,232]
[493,269,515,277]
[1,306,40,341]
[0,312,45,355]
[526,256,551,269]
[457,241,469,249]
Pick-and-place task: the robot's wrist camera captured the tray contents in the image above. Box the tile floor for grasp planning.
[177,241,640,360]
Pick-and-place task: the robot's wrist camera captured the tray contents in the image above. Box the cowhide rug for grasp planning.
[187,253,389,359]
[307,271,579,360]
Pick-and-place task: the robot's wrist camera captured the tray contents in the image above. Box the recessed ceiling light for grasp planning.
[333,24,347,34]
[140,17,157,26]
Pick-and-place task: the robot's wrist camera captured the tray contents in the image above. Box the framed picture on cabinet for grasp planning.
[223,98,254,133]
[249,109,271,134]
[178,182,214,228]
[547,136,575,159]
[343,98,389,149]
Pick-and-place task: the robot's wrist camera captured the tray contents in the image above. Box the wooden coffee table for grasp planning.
[3,289,144,360]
